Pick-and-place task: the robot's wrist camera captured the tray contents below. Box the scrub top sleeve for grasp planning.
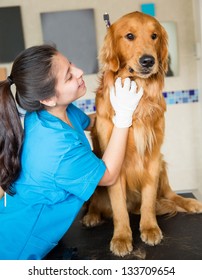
[70,104,90,130]
[55,142,106,201]
[82,114,90,130]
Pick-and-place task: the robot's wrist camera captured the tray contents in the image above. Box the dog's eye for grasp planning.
[151,33,157,40]
[125,33,135,40]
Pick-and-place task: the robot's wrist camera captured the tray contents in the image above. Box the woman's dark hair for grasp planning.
[0,44,58,193]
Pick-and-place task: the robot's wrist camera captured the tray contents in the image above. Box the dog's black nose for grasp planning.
[139,55,155,68]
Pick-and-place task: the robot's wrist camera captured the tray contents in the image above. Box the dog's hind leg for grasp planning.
[108,175,133,257]
[158,160,202,213]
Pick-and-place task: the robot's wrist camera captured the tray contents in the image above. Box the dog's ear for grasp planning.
[159,25,168,74]
[99,28,120,72]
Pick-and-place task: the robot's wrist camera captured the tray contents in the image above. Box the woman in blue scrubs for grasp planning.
[0,45,143,259]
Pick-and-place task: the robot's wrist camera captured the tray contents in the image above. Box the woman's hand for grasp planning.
[110,77,143,128]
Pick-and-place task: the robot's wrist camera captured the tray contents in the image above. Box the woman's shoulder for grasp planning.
[68,103,86,117]
[24,110,79,143]
[68,103,90,130]
[24,111,39,129]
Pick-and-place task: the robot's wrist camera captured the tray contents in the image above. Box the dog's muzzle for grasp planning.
[128,55,156,77]
[139,55,155,68]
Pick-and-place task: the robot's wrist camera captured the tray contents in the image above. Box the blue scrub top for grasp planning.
[0,103,106,260]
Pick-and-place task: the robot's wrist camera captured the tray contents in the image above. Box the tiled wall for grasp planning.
[74,89,199,113]
[74,98,96,113]
[163,89,198,105]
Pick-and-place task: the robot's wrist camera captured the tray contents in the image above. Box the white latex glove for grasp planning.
[110,77,143,128]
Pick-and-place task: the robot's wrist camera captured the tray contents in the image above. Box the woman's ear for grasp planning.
[40,97,56,107]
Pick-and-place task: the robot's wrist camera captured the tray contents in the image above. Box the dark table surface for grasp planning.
[45,193,202,260]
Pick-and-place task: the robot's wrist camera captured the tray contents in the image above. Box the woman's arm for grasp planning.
[99,126,129,186]
[98,78,143,186]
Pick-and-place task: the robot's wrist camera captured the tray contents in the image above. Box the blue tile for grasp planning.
[163,89,199,105]
[183,97,188,103]
[189,90,195,96]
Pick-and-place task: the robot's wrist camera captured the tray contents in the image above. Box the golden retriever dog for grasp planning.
[83,11,202,257]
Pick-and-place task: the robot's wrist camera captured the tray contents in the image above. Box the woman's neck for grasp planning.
[46,105,73,126]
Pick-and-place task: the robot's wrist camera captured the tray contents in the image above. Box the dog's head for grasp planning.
[100,11,168,79]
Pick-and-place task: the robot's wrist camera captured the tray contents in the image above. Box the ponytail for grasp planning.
[0,44,57,194]
[0,79,23,194]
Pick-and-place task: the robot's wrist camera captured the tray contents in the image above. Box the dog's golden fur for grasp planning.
[83,11,202,257]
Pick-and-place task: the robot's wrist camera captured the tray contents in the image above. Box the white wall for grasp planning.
[0,0,199,93]
[191,0,202,197]
[0,0,202,194]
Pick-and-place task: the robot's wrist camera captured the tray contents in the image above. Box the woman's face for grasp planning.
[52,52,86,106]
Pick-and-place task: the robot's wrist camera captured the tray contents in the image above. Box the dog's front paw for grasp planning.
[110,236,133,257]
[82,213,102,227]
[140,226,163,246]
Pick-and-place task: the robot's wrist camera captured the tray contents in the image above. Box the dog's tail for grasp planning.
[156,198,177,216]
